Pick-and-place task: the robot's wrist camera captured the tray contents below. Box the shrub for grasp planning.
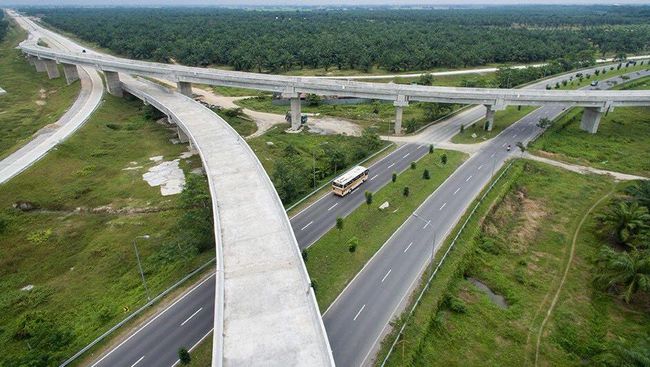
[178,348,191,365]
[403,186,410,197]
[391,172,397,183]
[423,169,430,180]
[411,161,416,170]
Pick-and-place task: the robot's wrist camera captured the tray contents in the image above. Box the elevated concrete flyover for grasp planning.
[9,10,333,367]
[18,40,650,134]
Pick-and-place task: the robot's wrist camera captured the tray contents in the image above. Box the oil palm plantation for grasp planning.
[594,246,650,303]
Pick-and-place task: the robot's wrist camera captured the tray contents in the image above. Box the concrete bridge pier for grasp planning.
[34,58,47,73]
[484,106,495,131]
[177,81,193,97]
[282,90,302,130]
[580,106,606,134]
[62,63,79,85]
[44,60,60,79]
[104,71,123,97]
[393,95,409,135]
[27,55,35,66]
[177,127,190,143]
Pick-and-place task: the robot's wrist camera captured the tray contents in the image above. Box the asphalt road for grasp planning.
[323,69,650,367]
[83,65,650,367]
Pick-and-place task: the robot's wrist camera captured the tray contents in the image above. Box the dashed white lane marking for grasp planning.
[181,307,203,326]
[453,187,461,195]
[466,175,473,182]
[478,164,484,170]
[404,242,413,253]
[301,221,314,231]
[402,153,410,159]
[381,268,392,283]
[353,304,366,321]
[327,203,339,211]
[130,356,145,367]
[502,143,507,147]
[439,202,447,210]
[417,145,424,149]
[490,153,496,158]
[370,174,378,181]
[513,134,517,138]
[387,163,395,169]
[423,220,431,229]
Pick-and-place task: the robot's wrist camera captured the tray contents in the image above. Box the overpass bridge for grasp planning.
[9,10,334,367]
[18,40,650,135]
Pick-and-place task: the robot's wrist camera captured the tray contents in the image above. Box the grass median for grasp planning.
[452,105,537,144]
[304,149,467,309]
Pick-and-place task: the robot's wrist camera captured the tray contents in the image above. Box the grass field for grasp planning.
[210,108,258,137]
[0,95,213,366]
[452,105,537,144]
[530,76,650,177]
[304,150,467,309]
[379,161,649,366]
[0,21,80,159]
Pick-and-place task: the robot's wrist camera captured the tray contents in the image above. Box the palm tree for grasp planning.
[594,246,650,303]
[626,181,650,210]
[598,200,650,245]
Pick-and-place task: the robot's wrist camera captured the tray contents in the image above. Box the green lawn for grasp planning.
[211,85,267,97]
[452,105,537,144]
[379,161,648,366]
[186,333,213,367]
[304,150,467,309]
[0,95,213,366]
[530,76,650,177]
[0,21,80,159]
[210,108,258,137]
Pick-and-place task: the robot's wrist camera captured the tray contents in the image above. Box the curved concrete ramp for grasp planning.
[121,75,333,366]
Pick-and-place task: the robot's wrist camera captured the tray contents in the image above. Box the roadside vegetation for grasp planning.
[28,6,650,74]
[248,126,389,206]
[378,161,650,366]
[0,96,215,366]
[304,149,467,308]
[209,106,258,137]
[0,17,80,159]
[452,106,536,144]
[530,75,650,177]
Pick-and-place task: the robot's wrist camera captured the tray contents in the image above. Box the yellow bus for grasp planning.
[332,166,369,196]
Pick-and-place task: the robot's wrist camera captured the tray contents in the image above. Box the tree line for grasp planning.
[23,6,650,74]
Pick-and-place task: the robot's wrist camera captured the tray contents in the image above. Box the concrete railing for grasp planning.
[18,42,650,109]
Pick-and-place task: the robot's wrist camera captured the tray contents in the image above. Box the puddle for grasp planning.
[468,277,508,309]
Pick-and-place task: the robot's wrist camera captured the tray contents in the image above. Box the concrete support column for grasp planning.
[44,60,60,79]
[34,59,47,73]
[104,71,123,97]
[580,107,604,134]
[177,81,193,97]
[484,105,496,131]
[62,63,79,85]
[27,55,36,66]
[289,97,302,130]
[393,95,409,135]
[177,127,189,143]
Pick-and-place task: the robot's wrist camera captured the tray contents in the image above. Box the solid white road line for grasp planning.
[301,221,314,231]
[402,153,410,159]
[404,242,413,253]
[130,356,145,367]
[381,269,392,283]
[180,307,203,326]
[353,304,366,321]
[439,202,447,210]
[327,203,338,211]
[370,174,378,181]
[466,175,473,182]
[387,163,395,169]
[453,187,461,195]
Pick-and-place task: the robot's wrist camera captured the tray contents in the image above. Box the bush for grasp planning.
[441,153,448,165]
[444,295,467,314]
[423,169,430,180]
[403,186,410,197]
[223,107,244,117]
[391,172,397,183]
[429,144,434,154]
[411,161,417,170]
[178,348,191,365]
[347,237,359,253]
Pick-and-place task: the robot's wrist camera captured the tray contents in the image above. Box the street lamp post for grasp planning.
[133,235,152,302]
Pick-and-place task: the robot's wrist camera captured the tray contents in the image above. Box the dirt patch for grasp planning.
[306,117,362,136]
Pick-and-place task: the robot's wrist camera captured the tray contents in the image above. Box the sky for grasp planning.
[2,0,650,6]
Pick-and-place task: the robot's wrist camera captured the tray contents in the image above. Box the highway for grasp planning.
[0,16,103,185]
[10,11,650,367]
[323,69,650,367]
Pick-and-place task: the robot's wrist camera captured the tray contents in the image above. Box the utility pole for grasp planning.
[133,235,152,302]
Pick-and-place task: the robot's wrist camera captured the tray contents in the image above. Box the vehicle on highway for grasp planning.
[332,165,369,196]
[591,80,599,86]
